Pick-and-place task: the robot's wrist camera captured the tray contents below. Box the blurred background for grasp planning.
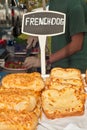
[0,0,50,80]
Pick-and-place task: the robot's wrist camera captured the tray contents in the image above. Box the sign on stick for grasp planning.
[22,11,66,76]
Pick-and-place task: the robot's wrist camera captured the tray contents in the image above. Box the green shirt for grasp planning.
[49,0,87,73]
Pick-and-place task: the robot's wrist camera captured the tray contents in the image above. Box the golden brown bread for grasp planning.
[0,109,38,130]
[42,67,86,119]
[45,67,85,91]
[0,72,44,130]
[41,87,86,119]
[0,88,41,130]
[50,67,82,79]
[0,88,41,113]
[0,68,86,122]
[1,72,45,91]
[45,77,84,91]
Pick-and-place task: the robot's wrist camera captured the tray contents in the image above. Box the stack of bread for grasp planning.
[0,68,86,129]
[42,67,86,119]
[0,72,45,130]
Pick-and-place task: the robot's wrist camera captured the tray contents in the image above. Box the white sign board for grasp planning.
[22,11,66,76]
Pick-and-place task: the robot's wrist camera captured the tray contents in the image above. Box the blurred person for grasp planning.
[26,36,38,50]
[23,0,87,73]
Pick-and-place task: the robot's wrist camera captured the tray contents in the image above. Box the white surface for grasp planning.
[37,101,87,130]
[38,74,87,130]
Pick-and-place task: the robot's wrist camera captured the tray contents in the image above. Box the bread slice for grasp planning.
[42,87,86,119]
[0,88,41,113]
[0,109,38,130]
[1,72,45,91]
[50,67,81,79]
[45,77,84,91]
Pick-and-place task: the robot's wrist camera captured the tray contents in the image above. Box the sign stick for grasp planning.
[22,11,66,76]
[38,35,47,76]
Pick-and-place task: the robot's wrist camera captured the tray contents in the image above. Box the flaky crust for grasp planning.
[0,88,41,112]
[0,109,38,130]
[0,72,43,130]
[45,77,84,91]
[42,88,86,119]
[1,72,45,91]
[50,67,81,79]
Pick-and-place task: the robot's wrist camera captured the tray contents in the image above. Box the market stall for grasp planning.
[0,0,87,130]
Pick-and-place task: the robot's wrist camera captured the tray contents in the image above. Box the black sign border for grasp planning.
[22,10,66,36]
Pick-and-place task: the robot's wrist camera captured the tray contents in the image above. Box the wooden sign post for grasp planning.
[22,10,66,76]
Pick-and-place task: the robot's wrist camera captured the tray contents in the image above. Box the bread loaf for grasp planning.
[0,72,44,130]
[0,88,41,113]
[0,68,86,122]
[45,77,84,91]
[42,67,86,119]
[0,109,38,130]
[42,88,86,119]
[1,72,45,91]
[50,67,81,79]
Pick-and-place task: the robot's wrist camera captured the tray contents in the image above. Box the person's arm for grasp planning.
[49,32,84,63]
